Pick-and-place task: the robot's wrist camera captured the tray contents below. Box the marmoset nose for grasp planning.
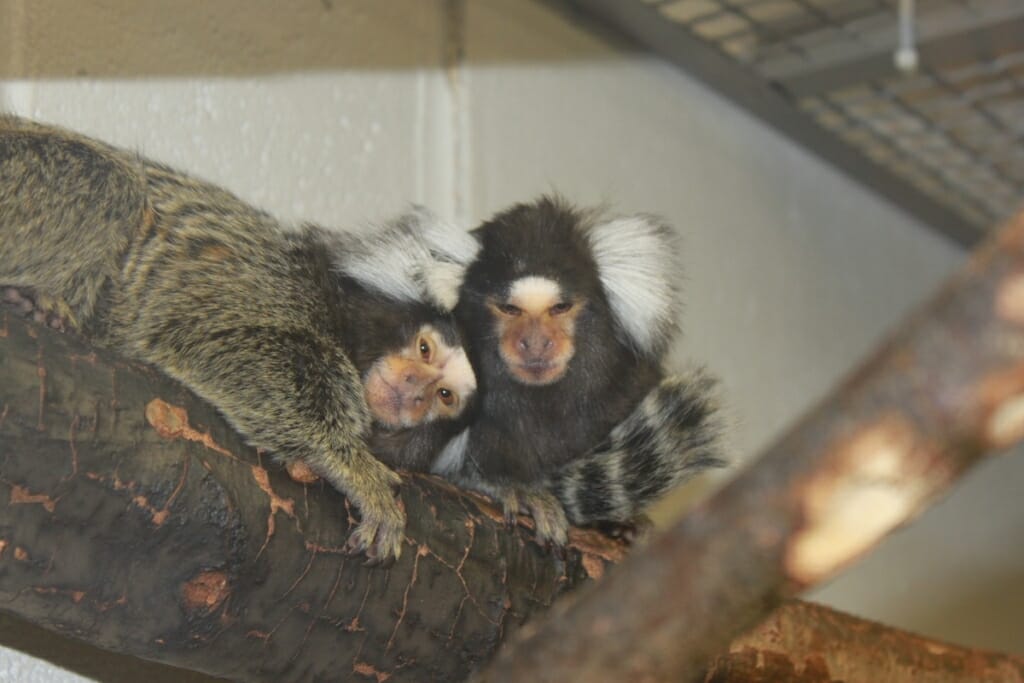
[518,333,553,358]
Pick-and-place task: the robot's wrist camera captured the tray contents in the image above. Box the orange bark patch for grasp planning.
[181,570,229,614]
[353,662,391,682]
[251,465,297,558]
[14,547,28,561]
[251,466,296,519]
[145,398,235,458]
[9,484,56,512]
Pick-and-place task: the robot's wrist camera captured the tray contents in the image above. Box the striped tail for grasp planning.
[550,370,724,525]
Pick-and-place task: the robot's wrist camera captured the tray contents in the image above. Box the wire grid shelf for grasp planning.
[645,0,1024,231]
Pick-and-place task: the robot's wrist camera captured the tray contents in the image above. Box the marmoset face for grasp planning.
[487,276,583,386]
[363,324,476,428]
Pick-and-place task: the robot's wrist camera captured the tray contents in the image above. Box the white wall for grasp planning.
[2,0,1020,680]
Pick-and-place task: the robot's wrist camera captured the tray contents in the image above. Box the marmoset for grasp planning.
[0,116,478,563]
[433,197,722,545]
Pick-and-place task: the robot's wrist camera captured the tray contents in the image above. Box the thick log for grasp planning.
[0,310,623,682]
[475,209,1024,682]
[708,601,1024,683]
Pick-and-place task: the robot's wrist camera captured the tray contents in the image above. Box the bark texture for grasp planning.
[708,601,1024,683]
[0,310,623,682]
[475,209,1024,682]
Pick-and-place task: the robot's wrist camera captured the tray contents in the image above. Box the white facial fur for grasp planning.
[430,331,477,408]
[508,276,561,313]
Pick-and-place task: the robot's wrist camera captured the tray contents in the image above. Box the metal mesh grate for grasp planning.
[643,0,1024,232]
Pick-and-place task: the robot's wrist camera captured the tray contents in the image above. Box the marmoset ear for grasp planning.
[586,214,682,358]
[408,205,479,311]
[333,206,478,311]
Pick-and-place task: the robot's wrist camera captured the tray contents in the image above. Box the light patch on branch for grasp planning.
[974,365,1024,450]
[995,272,1024,325]
[786,414,939,585]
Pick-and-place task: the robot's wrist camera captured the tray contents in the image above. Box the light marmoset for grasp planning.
[433,196,723,545]
[0,115,477,563]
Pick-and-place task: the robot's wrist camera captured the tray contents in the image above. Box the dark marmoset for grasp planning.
[433,197,723,545]
[0,115,478,563]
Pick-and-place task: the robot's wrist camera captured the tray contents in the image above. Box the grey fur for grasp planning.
[0,115,464,563]
[550,370,724,525]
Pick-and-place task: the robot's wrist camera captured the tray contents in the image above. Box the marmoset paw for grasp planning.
[343,465,405,566]
[32,292,77,330]
[520,489,569,548]
[495,486,569,549]
[2,288,74,330]
[344,498,405,567]
[495,488,522,529]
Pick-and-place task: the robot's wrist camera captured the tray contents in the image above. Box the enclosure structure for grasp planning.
[570,0,1024,245]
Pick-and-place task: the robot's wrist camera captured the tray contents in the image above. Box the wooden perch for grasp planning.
[0,311,624,682]
[708,601,1024,683]
[476,208,1024,683]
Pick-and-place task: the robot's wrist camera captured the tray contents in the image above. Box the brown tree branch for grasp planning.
[475,207,1024,683]
[0,311,623,682]
[708,601,1024,683]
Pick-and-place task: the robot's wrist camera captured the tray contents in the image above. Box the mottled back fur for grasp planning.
[0,116,470,562]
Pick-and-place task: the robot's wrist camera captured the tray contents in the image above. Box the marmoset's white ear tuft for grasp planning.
[586,214,681,357]
[407,206,479,310]
[334,206,478,311]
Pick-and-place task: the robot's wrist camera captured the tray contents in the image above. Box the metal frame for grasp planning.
[782,16,1024,97]
[559,0,992,247]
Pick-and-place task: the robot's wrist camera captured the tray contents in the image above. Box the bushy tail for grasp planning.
[549,370,724,525]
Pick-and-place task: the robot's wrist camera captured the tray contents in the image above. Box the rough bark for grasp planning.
[474,209,1024,683]
[0,310,624,682]
[707,601,1024,683]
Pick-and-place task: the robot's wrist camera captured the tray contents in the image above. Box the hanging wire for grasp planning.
[894,0,919,73]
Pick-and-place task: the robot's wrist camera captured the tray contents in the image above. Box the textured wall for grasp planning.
[1,0,1019,680]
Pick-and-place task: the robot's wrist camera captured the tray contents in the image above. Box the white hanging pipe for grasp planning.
[894,0,919,73]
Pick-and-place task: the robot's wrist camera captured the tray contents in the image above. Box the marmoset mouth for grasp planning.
[514,361,564,386]
[365,369,430,428]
